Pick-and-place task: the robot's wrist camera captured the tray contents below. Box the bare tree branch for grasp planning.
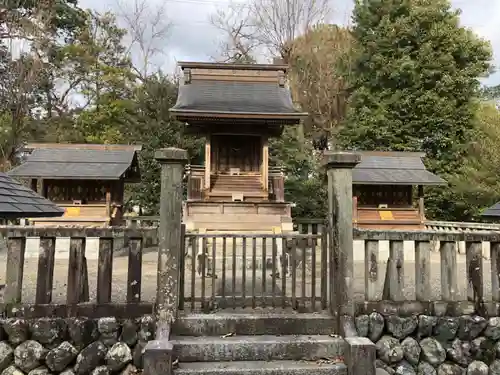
[115,0,172,79]
[210,0,332,62]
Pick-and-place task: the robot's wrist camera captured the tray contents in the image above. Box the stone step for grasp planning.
[170,334,345,362]
[174,360,347,375]
[173,312,336,336]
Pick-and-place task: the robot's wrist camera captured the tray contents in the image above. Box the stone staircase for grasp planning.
[170,311,347,375]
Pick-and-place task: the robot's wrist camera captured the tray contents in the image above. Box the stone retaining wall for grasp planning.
[355,313,500,375]
[0,316,154,375]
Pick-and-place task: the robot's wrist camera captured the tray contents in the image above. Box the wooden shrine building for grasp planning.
[0,172,64,221]
[170,61,307,232]
[352,151,445,230]
[481,202,500,221]
[8,143,141,227]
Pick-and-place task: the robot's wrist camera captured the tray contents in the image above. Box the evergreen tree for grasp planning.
[341,0,491,175]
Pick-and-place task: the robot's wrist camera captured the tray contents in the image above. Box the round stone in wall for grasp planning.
[401,337,421,365]
[466,360,488,375]
[369,313,385,342]
[13,341,46,373]
[436,363,464,375]
[420,337,446,366]
[386,316,418,339]
[417,361,437,375]
[485,318,500,341]
[376,336,404,364]
[45,341,78,372]
[394,360,416,375]
[0,342,13,374]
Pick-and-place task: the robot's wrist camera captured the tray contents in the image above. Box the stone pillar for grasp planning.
[154,147,187,331]
[322,151,360,333]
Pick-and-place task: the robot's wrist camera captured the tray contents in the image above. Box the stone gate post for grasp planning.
[143,148,187,375]
[322,151,360,334]
[154,147,187,328]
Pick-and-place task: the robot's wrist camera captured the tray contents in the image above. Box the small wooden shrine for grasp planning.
[481,202,500,220]
[8,143,141,227]
[0,172,64,221]
[170,61,307,232]
[352,151,445,230]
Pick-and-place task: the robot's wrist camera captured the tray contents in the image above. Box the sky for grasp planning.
[79,0,500,86]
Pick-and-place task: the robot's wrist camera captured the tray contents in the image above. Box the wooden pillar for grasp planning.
[261,137,269,190]
[322,151,360,334]
[204,137,211,190]
[418,185,425,222]
[352,195,358,229]
[41,180,48,198]
[154,147,187,331]
[105,189,111,220]
[30,179,37,192]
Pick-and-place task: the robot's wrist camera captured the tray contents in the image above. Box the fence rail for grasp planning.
[180,232,329,312]
[0,226,156,318]
[125,216,500,235]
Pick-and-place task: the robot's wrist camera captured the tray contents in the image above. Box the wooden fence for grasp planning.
[180,232,329,312]
[5,224,500,319]
[352,229,500,316]
[0,226,157,318]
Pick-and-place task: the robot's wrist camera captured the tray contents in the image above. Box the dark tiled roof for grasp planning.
[0,173,64,218]
[170,81,304,115]
[8,147,140,180]
[482,202,500,217]
[353,152,446,185]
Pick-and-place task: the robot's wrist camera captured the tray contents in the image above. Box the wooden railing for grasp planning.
[425,220,500,232]
[0,226,157,318]
[186,164,205,200]
[185,164,286,202]
[352,229,500,315]
[294,217,500,234]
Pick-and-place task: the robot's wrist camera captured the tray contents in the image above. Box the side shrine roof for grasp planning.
[0,173,64,219]
[353,151,446,186]
[169,61,308,123]
[8,143,142,181]
[482,202,500,218]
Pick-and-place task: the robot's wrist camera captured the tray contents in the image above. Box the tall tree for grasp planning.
[340,0,492,219]
[449,102,500,219]
[127,75,204,214]
[342,0,491,174]
[288,24,351,142]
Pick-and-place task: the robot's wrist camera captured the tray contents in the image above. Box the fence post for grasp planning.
[154,147,187,329]
[322,151,360,335]
[144,148,187,375]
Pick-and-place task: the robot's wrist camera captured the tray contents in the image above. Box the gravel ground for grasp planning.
[0,246,489,305]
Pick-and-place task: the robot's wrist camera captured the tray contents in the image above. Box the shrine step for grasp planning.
[170,334,345,362]
[171,312,346,375]
[173,311,336,336]
[174,360,347,375]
